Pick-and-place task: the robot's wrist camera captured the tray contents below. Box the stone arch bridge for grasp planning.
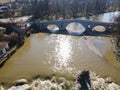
[31,19,116,36]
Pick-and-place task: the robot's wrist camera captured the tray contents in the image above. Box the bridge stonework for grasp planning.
[32,19,115,36]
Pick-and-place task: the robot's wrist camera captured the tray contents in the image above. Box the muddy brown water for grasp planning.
[0,33,120,86]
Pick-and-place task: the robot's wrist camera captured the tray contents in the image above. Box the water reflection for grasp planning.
[52,35,73,72]
[66,22,85,35]
[47,24,59,33]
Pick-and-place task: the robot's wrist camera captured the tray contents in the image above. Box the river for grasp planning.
[0,11,120,89]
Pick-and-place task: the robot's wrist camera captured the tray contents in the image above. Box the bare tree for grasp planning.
[114,15,120,47]
[45,0,49,20]
[71,0,79,18]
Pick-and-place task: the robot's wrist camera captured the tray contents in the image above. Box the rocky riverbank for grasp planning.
[0,71,120,90]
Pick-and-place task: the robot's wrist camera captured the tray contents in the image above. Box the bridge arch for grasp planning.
[66,22,85,35]
[92,25,106,32]
[47,24,59,33]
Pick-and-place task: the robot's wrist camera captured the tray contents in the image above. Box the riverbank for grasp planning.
[0,46,17,66]
[111,36,120,62]
[0,19,31,65]
[0,32,25,66]
[0,71,120,90]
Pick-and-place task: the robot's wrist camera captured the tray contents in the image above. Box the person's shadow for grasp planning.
[77,70,91,90]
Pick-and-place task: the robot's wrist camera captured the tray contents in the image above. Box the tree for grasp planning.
[71,0,79,18]
[61,0,65,19]
[45,0,49,20]
[94,0,107,14]
[115,15,120,33]
[114,15,120,47]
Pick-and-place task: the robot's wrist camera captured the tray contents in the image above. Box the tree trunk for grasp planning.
[117,38,120,47]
